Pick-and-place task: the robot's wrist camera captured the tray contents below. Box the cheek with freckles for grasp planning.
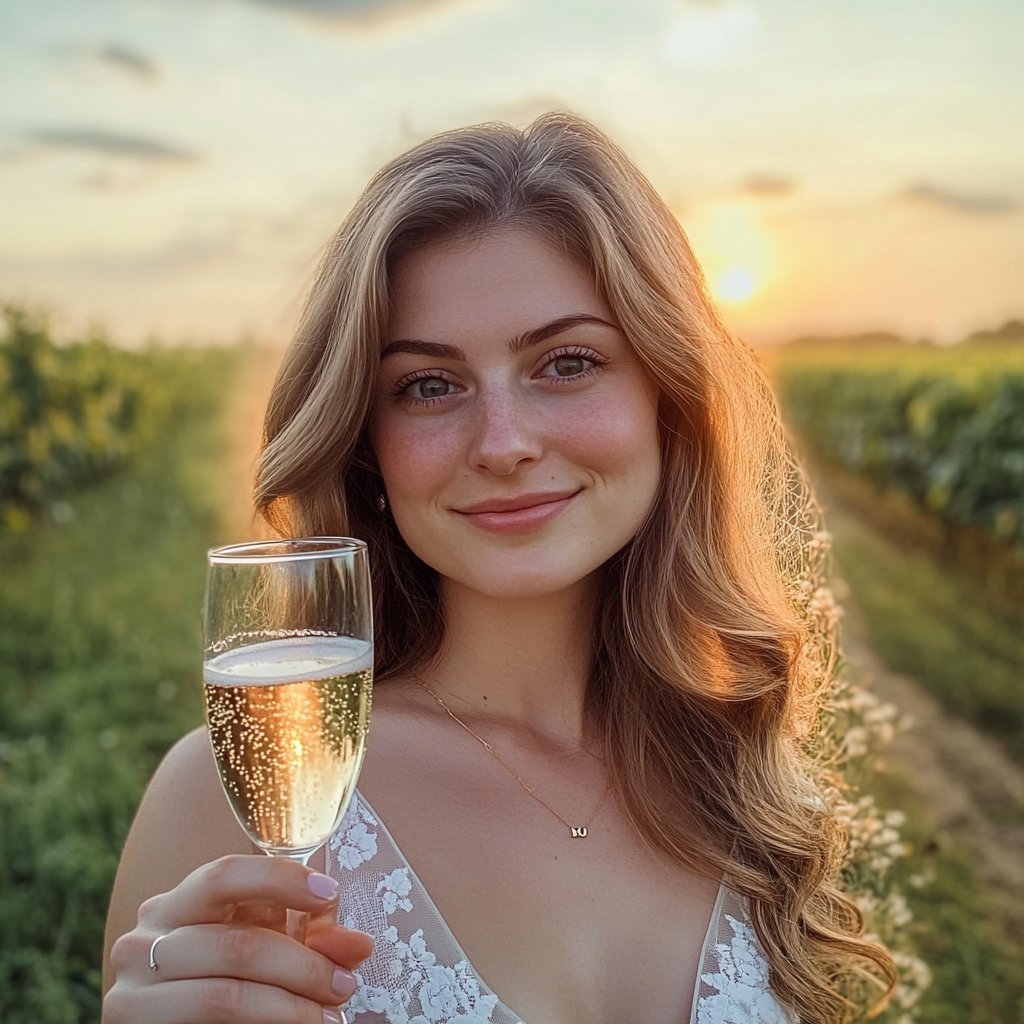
[543,384,661,480]
[374,428,457,507]
[368,413,473,575]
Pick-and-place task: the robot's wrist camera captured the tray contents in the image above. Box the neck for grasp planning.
[419,574,601,746]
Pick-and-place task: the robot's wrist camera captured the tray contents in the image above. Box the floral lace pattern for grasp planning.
[694,906,797,1024]
[328,794,520,1024]
[328,792,795,1024]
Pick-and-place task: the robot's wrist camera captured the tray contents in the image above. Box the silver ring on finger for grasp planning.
[148,933,169,972]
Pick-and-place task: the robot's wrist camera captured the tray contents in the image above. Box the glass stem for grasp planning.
[271,848,314,941]
[272,849,349,1024]
[285,906,307,942]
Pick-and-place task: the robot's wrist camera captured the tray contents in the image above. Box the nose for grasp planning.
[469,386,542,476]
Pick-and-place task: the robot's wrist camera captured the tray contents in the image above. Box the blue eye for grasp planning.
[412,378,452,399]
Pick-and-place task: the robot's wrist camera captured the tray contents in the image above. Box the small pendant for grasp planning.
[570,826,588,838]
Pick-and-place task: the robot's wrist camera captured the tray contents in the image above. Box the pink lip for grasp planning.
[454,489,581,533]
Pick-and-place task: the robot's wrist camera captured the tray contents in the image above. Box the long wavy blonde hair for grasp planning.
[256,112,894,1022]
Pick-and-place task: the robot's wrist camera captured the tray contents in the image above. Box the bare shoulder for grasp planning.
[356,679,439,791]
[102,726,252,991]
[127,725,250,864]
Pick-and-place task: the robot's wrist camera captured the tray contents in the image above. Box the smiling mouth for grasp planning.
[456,490,581,515]
[453,489,582,533]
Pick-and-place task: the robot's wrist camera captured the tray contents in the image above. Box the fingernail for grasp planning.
[307,873,339,900]
[323,1010,343,1024]
[332,966,356,999]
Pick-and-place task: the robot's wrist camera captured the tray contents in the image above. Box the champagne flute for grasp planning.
[202,537,372,959]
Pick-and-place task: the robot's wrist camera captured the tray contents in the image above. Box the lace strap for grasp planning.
[327,792,526,1024]
[691,888,798,1024]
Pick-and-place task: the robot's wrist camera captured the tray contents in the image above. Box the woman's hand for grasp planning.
[103,854,373,1024]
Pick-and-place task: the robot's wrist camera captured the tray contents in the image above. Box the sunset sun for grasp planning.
[688,201,774,311]
[713,265,758,305]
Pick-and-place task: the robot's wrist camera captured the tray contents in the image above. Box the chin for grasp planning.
[442,554,603,603]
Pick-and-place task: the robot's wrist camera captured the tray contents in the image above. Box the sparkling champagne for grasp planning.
[204,636,372,855]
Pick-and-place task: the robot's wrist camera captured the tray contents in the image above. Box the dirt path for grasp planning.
[220,346,286,542]
[832,508,1024,932]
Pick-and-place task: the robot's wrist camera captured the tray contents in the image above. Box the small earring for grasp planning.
[375,493,387,514]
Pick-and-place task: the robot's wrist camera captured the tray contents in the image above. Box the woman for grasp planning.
[103,113,894,1024]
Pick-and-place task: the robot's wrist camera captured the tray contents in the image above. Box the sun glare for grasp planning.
[714,265,757,304]
[686,200,774,310]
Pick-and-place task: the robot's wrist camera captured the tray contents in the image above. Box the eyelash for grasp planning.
[540,346,608,384]
[389,369,460,406]
[390,346,608,406]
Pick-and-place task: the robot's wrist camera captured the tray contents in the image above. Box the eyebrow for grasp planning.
[380,313,620,362]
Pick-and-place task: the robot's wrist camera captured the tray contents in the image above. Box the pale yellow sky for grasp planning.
[2,0,1022,345]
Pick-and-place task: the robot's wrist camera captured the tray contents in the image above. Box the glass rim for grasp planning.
[208,536,367,565]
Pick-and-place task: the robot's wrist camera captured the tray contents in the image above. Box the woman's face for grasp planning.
[369,226,662,601]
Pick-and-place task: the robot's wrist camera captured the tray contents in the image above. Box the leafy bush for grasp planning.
[0,321,237,1022]
[775,340,1024,548]
[0,306,163,531]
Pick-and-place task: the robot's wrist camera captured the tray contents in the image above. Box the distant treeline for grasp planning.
[774,322,1024,553]
[773,323,1024,759]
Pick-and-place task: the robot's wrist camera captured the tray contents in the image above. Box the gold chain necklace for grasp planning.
[416,680,610,838]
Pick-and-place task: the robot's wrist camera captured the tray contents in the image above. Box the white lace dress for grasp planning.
[327,792,797,1024]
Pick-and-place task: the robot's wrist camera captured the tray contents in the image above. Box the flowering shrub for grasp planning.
[810,582,931,1023]
[780,476,931,1021]
[835,703,930,1021]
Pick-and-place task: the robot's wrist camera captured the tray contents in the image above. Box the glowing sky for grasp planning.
[1,0,1022,345]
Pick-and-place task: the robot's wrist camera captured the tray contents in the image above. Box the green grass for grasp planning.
[823,493,1024,762]
[813,464,1024,1021]
[0,345,239,1022]
[866,768,1024,1024]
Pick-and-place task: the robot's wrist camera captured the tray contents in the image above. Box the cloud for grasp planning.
[662,1,759,70]
[900,183,1019,215]
[2,191,351,282]
[5,129,202,191]
[23,128,200,164]
[240,0,463,27]
[92,43,160,81]
[740,174,795,198]
[54,41,161,83]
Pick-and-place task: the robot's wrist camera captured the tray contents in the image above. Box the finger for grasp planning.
[228,902,286,931]
[306,921,374,970]
[104,976,345,1024]
[131,924,359,1005]
[225,894,373,964]
[140,855,339,929]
